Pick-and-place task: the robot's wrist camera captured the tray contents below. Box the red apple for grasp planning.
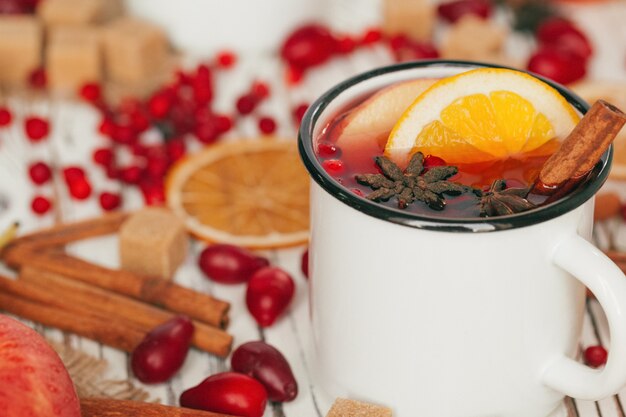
[0,314,81,417]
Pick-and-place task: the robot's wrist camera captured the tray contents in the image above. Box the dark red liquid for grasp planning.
[315,85,561,218]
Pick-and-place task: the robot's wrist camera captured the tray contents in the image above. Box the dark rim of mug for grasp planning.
[298,60,612,232]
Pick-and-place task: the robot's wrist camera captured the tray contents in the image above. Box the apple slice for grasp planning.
[335,78,437,152]
[0,314,80,417]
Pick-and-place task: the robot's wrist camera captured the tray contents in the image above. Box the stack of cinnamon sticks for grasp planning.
[0,212,232,357]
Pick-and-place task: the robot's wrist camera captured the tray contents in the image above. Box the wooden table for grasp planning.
[1,3,626,416]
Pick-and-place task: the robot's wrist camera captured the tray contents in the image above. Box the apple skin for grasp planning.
[0,314,81,417]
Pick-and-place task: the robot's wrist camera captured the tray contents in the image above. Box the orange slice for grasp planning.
[385,68,580,167]
[166,140,309,248]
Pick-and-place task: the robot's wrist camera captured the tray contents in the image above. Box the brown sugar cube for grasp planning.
[46,27,101,93]
[37,0,106,27]
[326,398,393,417]
[0,16,42,87]
[441,15,507,61]
[119,208,189,280]
[101,17,169,84]
[382,0,435,42]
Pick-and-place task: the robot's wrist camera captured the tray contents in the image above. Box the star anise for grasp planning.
[355,152,471,210]
[478,179,535,217]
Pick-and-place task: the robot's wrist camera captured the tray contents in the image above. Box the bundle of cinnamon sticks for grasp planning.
[0,212,232,357]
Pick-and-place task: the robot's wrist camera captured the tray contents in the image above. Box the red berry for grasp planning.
[389,35,410,52]
[199,244,269,284]
[280,24,336,69]
[231,341,298,402]
[93,148,114,166]
[215,114,233,133]
[99,192,121,211]
[27,67,46,89]
[293,103,309,125]
[180,372,267,417]
[146,154,169,178]
[285,65,304,85]
[322,159,344,175]
[236,93,259,115]
[258,116,277,135]
[98,117,115,136]
[527,48,586,85]
[251,81,271,99]
[24,116,50,141]
[335,36,356,54]
[246,266,295,327]
[216,50,237,68]
[437,0,492,23]
[537,18,593,60]
[120,166,142,184]
[139,179,165,206]
[79,82,102,103]
[194,122,219,145]
[62,166,85,184]
[28,161,52,185]
[131,316,194,383]
[317,142,340,158]
[361,28,382,45]
[69,178,92,200]
[130,111,150,134]
[112,123,137,144]
[148,93,172,119]
[584,345,608,368]
[301,248,309,279]
[423,155,446,171]
[0,107,12,127]
[408,42,440,60]
[166,138,186,161]
[31,195,52,215]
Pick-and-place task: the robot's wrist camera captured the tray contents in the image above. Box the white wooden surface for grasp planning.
[1,2,626,416]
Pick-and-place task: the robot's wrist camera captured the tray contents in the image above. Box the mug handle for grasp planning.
[542,234,626,399]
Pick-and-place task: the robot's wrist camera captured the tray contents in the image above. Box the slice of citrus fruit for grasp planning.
[385,68,580,167]
[166,140,309,248]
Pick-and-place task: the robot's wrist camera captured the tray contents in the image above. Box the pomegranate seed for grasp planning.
[246,266,295,327]
[584,345,608,368]
[293,103,309,125]
[28,161,52,185]
[301,248,309,278]
[317,142,340,158]
[93,148,114,166]
[99,191,121,211]
[423,155,446,171]
[31,195,52,215]
[195,122,219,145]
[322,159,344,175]
[166,138,186,161]
[437,0,492,23]
[0,107,12,127]
[285,65,304,85]
[27,67,46,89]
[236,93,258,115]
[148,93,172,119]
[79,82,102,103]
[281,24,336,69]
[24,116,50,142]
[98,117,115,136]
[69,178,92,200]
[216,50,237,68]
[537,18,593,60]
[215,114,233,133]
[120,166,142,184]
[361,28,382,45]
[527,47,586,85]
[62,166,85,184]
[335,36,356,54]
[198,244,269,284]
[258,116,277,134]
[251,81,271,99]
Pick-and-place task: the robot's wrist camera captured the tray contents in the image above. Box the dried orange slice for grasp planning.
[386,68,580,167]
[166,140,309,248]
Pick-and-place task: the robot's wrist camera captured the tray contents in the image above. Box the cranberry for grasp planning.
[285,65,304,85]
[236,93,259,115]
[584,345,608,368]
[246,267,295,327]
[231,341,298,402]
[98,117,115,137]
[335,36,356,54]
[24,116,50,141]
[139,179,165,206]
[195,122,220,145]
[28,161,52,185]
[258,116,277,135]
[537,18,592,60]
[322,159,344,175]
[69,178,92,200]
[280,24,336,69]
[79,82,102,103]
[301,248,309,279]
[62,166,85,184]
[130,111,150,134]
[31,195,51,215]
[317,142,340,158]
[99,192,121,211]
[423,155,446,171]
[0,107,12,127]
[180,372,267,417]
[93,148,114,166]
[361,28,382,45]
[216,50,237,68]
[166,138,186,161]
[527,47,586,85]
[27,67,46,89]
[437,0,492,23]
[293,103,309,125]
[131,316,194,383]
[215,114,233,133]
[120,166,142,184]
[148,93,172,119]
[251,81,270,99]
[407,41,440,60]
[199,244,269,284]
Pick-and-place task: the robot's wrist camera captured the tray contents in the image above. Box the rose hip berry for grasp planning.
[28,161,52,185]
[231,341,298,402]
[301,248,309,279]
[437,0,492,23]
[180,372,267,417]
[0,107,12,127]
[198,244,269,284]
[584,345,608,368]
[99,192,121,211]
[79,82,102,103]
[131,316,194,383]
[31,195,52,215]
[246,266,295,327]
[258,116,277,135]
[24,116,50,142]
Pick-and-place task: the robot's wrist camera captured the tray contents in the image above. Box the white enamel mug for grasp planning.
[298,61,626,417]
